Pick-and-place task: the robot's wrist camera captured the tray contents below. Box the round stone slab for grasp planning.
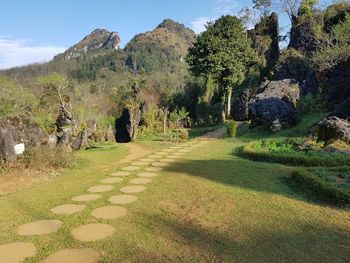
[17,220,62,236]
[131,161,149,166]
[129,178,152,185]
[173,152,185,156]
[91,206,127,219]
[167,155,181,159]
[161,149,175,152]
[120,185,146,193]
[152,162,169,167]
[71,223,115,242]
[139,158,155,162]
[43,248,98,263]
[154,152,167,156]
[0,242,36,263]
[147,154,162,159]
[99,177,123,184]
[121,166,141,171]
[111,171,130,177]
[88,185,113,193]
[72,194,102,202]
[137,172,157,178]
[50,204,86,215]
[145,167,163,172]
[109,195,138,204]
[159,158,176,163]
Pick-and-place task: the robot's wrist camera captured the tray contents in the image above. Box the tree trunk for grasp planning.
[226,86,232,119]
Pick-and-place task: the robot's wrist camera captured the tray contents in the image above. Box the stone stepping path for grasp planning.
[111,171,130,177]
[131,161,149,166]
[99,177,123,184]
[173,152,185,156]
[129,178,152,185]
[161,149,175,152]
[72,194,102,202]
[159,158,175,163]
[0,242,36,263]
[71,223,115,242]
[137,172,158,178]
[5,140,202,261]
[121,166,141,171]
[145,167,163,172]
[167,155,181,159]
[109,195,138,204]
[88,185,113,193]
[120,185,145,193]
[43,248,99,263]
[91,205,127,219]
[147,154,162,159]
[17,220,62,236]
[50,204,86,215]
[139,158,155,162]
[153,152,167,156]
[152,162,169,167]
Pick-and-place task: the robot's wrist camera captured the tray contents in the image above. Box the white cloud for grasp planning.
[0,36,66,69]
[191,0,237,34]
[191,17,212,34]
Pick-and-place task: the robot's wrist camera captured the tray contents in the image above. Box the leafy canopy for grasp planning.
[186,15,258,89]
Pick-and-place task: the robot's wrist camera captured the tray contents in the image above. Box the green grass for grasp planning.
[0,132,349,262]
[238,113,326,141]
[240,141,350,167]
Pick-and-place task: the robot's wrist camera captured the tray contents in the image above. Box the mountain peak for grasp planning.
[55,29,120,60]
[156,19,192,33]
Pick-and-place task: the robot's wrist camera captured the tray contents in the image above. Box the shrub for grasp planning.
[0,76,37,118]
[286,170,350,206]
[226,121,237,137]
[298,93,325,114]
[240,141,350,167]
[21,146,77,170]
[179,129,189,141]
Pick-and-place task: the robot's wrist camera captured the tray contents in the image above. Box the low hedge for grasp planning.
[240,143,350,167]
[226,121,237,138]
[286,170,350,206]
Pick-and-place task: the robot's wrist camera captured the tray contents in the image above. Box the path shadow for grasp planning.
[118,212,350,263]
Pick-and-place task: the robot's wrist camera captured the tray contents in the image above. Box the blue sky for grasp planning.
[0,0,290,69]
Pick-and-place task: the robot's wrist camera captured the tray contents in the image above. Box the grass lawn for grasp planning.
[0,127,349,262]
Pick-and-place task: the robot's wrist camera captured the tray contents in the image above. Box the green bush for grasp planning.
[240,141,350,167]
[226,121,237,138]
[298,93,325,114]
[286,170,350,206]
[179,129,189,141]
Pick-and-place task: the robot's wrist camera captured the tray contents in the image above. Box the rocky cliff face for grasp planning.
[54,29,120,60]
[249,13,279,77]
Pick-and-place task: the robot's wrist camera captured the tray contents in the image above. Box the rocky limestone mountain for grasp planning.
[54,29,120,60]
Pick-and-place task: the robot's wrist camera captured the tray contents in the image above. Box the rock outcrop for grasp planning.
[0,118,45,161]
[311,116,350,144]
[115,107,141,143]
[249,79,301,131]
[273,50,319,95]
[249,12,279,76]
[321,58,350,104]
[54,29,120,60]
[234,89,250,121]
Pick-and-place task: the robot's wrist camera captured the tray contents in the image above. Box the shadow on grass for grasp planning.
[163,156,299,200]
[120,211,350,263]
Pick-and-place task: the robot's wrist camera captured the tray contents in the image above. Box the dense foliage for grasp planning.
[186,15,258,119]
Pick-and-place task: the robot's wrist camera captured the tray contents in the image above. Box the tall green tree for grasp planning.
[186,15,258,118]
